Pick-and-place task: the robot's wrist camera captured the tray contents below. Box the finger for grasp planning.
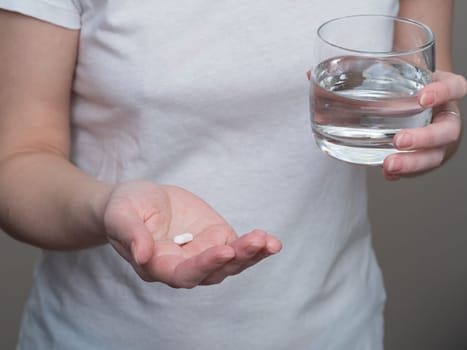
[307,70,311,80]
[229,229,268,251]
[107,214,155,266]
[383,148,447,175]
[193,223,237,246]
[201,230,282,284]
[201,250,269,285]
[393,110,461,151]
[227,230,281,258]
[146,246,235,288]
[216,230,268,274]
[168,246,235,288]
[419,73,467,108]
[142,225,238,287]
[381,168,401,181]
[132,227,157,265]
[131,241,186,283]
[264,234,282,254]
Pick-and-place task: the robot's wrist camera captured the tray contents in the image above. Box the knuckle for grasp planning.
[438,83,450,101]
[445,129,460,145]
[412,151,444,172]
[442,117,461,144]
[417,128,436,147]
[425,130,437,146]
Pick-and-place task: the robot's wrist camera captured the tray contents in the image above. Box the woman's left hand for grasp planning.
[383,71,467,180]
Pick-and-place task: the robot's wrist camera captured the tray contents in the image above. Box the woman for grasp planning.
[0,0,465,349]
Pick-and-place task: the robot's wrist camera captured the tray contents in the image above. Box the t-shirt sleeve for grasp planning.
[0,0,81,29]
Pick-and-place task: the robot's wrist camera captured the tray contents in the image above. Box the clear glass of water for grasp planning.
[310,15,435,165]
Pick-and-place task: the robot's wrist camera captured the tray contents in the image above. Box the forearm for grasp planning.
[0,11,112,249]
[399,0,454,71]
[0,153,114,249]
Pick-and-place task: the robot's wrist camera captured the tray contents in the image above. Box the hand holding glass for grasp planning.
[310,15,435,165]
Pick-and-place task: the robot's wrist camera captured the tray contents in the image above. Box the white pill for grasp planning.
[173,232,194,245]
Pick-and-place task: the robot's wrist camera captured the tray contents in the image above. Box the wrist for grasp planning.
[86,180,116,244]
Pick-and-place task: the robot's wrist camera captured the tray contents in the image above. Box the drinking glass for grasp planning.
[309,15,435,165]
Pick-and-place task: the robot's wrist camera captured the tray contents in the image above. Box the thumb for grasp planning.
[107,215,154,266]
[130,222,154,265]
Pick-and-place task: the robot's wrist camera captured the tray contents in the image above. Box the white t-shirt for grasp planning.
[0,1,398,349]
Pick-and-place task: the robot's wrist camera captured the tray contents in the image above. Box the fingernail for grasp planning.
[387,157,402,173]
[131,241,140,265]
[420,91,436,107]
[395,133,413,149]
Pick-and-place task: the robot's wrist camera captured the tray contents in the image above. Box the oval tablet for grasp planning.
[173,232,194,245]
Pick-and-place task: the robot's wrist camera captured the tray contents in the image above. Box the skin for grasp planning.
[0,11,281,288]
[384,0,467,180]
[0,1,465,288]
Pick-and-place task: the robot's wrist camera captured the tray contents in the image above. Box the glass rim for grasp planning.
[317,14,435,57]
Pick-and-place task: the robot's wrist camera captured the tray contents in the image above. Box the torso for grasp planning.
[19,1,398,349]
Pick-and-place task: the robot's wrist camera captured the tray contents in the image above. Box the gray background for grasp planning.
[368,2,467,349]
[0,3,466,349]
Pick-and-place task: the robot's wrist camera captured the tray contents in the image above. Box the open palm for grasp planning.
[103,181,281,288]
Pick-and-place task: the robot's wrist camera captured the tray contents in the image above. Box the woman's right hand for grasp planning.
[102,181,282,288]
[0,12,280,286]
